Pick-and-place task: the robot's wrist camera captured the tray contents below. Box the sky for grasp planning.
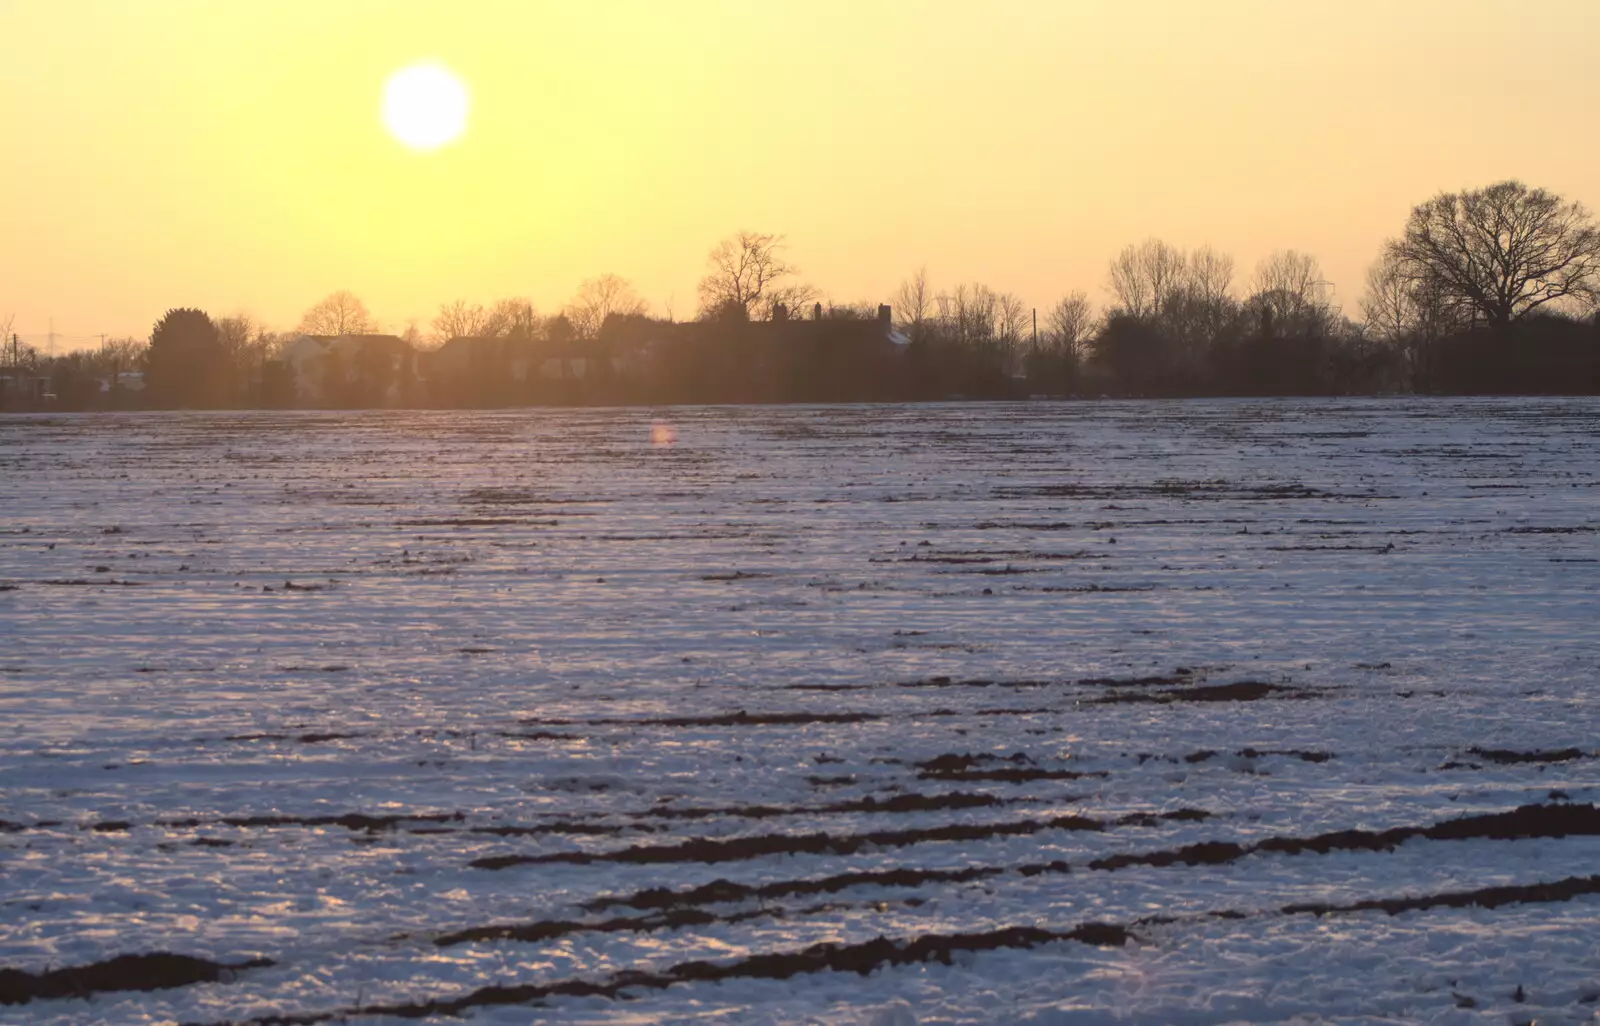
[2,0,1597,348]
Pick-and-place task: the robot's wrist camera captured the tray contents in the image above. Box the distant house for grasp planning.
[0,369,52,406]
[97,371,146,394]
[423,335,605,405]
[281,334,415,406]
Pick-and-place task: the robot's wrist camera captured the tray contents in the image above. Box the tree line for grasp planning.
[5,179,1597,410]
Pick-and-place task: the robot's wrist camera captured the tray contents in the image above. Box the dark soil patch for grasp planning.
[522,711,883,729]
[1093,681,1295,705]
[39,578,144,587]
[1077,674,1192,688]
[1465,747,1586,765]
[396,518,555,527]
[436,907,723,948]
[224,732,361,744]
[159,812,463,833]
[1183,748,1333,764]
[701,571,773,581]
[896,677,1055,690]
[0,952,273,1006]
[641,791,1012,822]
[1115,809,1214,827]
[470,814,1105,870]
[919,766,1106,784]
[915,752,1034,773]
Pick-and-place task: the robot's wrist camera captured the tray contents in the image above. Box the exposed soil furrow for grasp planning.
[639,791,1015,821]
[435,907,724,948]
[0,953,273,1006]
[469,814,1106,870]
[206,867,1600,1025]
[1280,873,1600,917]
[215,924,1129,1025]
[919,767,1105,783]
[156,813,463,833]
[1094,681,1299,704]
[223,732,362,744]
[1090,802,1600,872]
[1464,747,1588,765]
[520,711,884,729]
[1181,748,1334,764]
[586,866,1002,913]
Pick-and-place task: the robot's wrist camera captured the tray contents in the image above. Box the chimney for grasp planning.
[812,302,824,321]
[877,304,892,325]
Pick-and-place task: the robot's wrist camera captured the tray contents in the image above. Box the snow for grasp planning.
[0,398,1597,1025]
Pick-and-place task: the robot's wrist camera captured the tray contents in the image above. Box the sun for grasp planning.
[382,62,469,151]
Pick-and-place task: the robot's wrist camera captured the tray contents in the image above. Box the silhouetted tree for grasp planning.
[1107,239,1188,321]
[1360,248,1469,387]
[893,267,932,343]
[491,298,540,339]
[1092,314,1171,394]
[565,275,648,339]
[431,300,507,342]
[1387,181,1600,336]
[299,291,378,335]
[697,231,817,320]
[1246,251,1337,340]
[146,308,227,407]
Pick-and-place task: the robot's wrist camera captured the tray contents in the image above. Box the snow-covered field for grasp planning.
[1,398,1598,1026]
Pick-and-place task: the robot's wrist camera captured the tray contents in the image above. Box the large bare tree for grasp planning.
[298,291,378,336]
[565,275,648,339]
[697,231,817,320]
[1388,180,1600,332]
[1043,293,1095,356]
[1107,239,1188,320]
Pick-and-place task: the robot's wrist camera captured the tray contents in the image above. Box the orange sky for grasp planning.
[2,0,1597,348]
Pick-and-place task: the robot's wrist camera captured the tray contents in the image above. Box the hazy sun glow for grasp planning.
[382,63,468,151]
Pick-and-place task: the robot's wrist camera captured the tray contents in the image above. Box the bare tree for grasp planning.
[565,275,649,339]
[492,298,541,339]
[1043,293,1095,356]
[431,300,506,343]
[697,231,818,320]
[101,336,149,368]
[215,313,261,359]
[298,291,378,336]
[893,267,932,338]
[1248,250,1337,338]
[1388,180,1600,332]
[1107,239,1188,320]
[995,292,1030,364]
[1188,246,1235,305]
[1360,250,1421,345]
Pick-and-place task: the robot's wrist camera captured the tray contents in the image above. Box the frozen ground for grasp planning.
[0,398,1597,1025]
